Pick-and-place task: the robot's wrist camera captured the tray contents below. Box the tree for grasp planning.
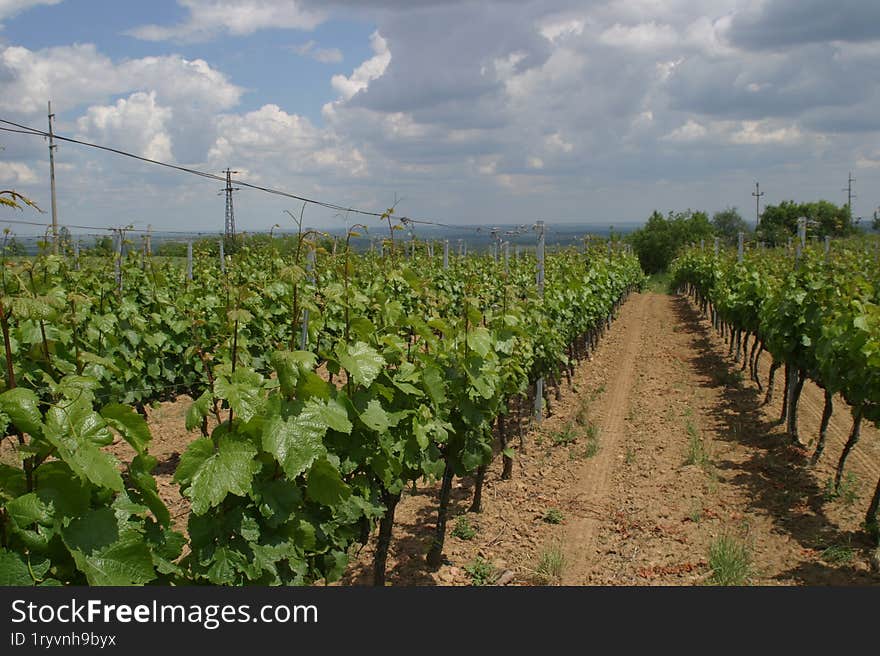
[712,207,749,246]
[89,236,114,256]
[627,209,713,274]
[758,200,855,246]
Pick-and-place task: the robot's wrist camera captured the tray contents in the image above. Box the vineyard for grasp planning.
[0,232,644,585]
[671,238,880,543]
[3,226,880,587]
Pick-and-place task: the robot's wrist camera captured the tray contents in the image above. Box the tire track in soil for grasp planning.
[559,293,649,584]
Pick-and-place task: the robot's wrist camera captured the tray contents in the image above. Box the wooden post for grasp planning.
[443,239,449,270]
[219,239,226,274]
[535,220,545,425]
[737,232,744,263]
[301,247,316,350]
[186,241,193,281]
[114,231,123,293]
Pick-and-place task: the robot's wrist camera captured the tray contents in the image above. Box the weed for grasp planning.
[715,368,743,387]
[819,543,854,565]
[824,473,859,505]
[688,503,703,523]
[839,473,860,506]
[464,557,496,586]
[451,515,476,540]
[535,543,566,584]
[684,421,709,467]
[625,446,636,465]
[707,533,752,586]
[543,508,565,524]
[552,424,578,446]
[583,423,600,458]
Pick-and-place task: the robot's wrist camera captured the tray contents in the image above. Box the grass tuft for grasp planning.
[535,543,567,585]
[707,533,752,586]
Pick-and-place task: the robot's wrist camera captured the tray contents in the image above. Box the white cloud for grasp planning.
[600,22,679,51]
[290,40,343,64]
[0,44,242,115]
[128,0,324,42]
[330,31,391,101]
[0,0,60,21]
[540,18,585,43]
[545,132,574,153]
[77,92,173,161]
[0,160,37,184]
[729,120,803,145]
[208,104,366,178]
[662,119,708,142]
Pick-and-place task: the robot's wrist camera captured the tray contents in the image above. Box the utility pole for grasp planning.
[843,171,856,217]
[47,101,59,255]
[222,168,239,241]
[752,182,764,230]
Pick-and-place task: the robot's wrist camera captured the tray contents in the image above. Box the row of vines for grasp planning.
[671,240,880,543]
[0,233,644,585]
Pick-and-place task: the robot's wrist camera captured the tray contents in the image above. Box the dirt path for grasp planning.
[351,289,880,585]
[559,293,648,583]
[569,292,879,584]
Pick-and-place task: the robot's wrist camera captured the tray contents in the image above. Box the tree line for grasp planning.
[627,200,862,274]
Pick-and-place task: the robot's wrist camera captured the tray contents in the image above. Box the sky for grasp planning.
[0,0,878,236]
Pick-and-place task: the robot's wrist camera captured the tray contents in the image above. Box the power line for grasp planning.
[0,119,510,236]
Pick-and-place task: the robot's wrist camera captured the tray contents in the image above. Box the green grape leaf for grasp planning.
[42,406,123,492]
[321,397,352,434]
[0,464,26,502]
[101,403,151,454]
[263,400,328,479]
[466,327,492,357]
[0,387,43,437]
[69,530,157,586]
[176,435,260,515]
[0,549,34,585]
[62,507,119,555]
[306,458,351,506]
[422,366,446,407]
[359,399,389,432]
[214,369,264,423]
[185,390,213,431]
[128,454,171,527]
[336,341,384,387]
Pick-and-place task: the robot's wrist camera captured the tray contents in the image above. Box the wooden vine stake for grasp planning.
[535,220,545,425]
[114,230,123,293]
[301,246,316,350]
